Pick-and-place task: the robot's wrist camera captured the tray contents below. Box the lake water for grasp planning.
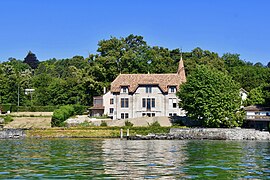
[0,139,269,179]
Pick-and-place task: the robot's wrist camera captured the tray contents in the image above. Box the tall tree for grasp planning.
[23,51,40,69]
[177,65,243,128]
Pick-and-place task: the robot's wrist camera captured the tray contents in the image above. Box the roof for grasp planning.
[111,59,186,93]
[244,105,270,112]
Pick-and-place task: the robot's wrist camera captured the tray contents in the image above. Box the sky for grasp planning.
[0,0,270,65]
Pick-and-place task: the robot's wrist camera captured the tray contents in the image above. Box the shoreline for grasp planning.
[0,127,269,140]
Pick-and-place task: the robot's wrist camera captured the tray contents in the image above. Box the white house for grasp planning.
[91,59,187,120]
[243,105,270,131]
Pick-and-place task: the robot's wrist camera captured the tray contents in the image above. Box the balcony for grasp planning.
[246,115,270,121]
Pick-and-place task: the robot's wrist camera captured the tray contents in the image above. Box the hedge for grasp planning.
[0,104,16,113]
[16,106,58,112]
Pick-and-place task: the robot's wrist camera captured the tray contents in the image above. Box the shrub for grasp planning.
[51,105,88,127]
[73,105,87,115]
[51,105,75,127]
[148,121,161,127]
[0,104,15,113]
[79,121,93,127]
[100,121,108,126]
[17,106,57,112]
[125,120,134,127]
[3,115,13,124]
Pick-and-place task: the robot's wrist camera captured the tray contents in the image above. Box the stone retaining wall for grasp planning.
[0,129,26,139]
[169,128,270,140]
[128,128,270,140]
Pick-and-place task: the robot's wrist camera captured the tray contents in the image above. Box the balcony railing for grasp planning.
[246,115,270,121]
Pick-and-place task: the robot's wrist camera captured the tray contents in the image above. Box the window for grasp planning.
[121,113,129,119]
[147,98,151,110]
[121,98,129,108]
[146,86,152,93]
[110,98,114,104]
[169,113,177,117]
[142,98,155,109]
[142,98,146,108]
[142,113,155,117]
[169,98,177,108]
[151,98,155,108]
[121,87,128,93]
[169,86,176,93]
[109,108,114,114]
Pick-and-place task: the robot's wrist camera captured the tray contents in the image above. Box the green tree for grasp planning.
[177,65,243,128]
[246,83,270,106]
[23,51,40,69]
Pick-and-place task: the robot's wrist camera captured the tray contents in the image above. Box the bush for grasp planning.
[125,120,134,127]
[17,106,57,112]
[3,115,13,124]
[100,121,108,126]
[73,105,87,115]
[0,104,16,113]
[51,105,75,127]
[148,121,161,127]
[51,105,88,127]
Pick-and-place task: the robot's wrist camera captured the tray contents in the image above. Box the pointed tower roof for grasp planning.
[177,55,186,82]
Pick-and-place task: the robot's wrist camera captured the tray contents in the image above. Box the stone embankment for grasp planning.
[128,128,270,140]
[0,129,26,139]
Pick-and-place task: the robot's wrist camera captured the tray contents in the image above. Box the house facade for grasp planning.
[93,59,186,120]
[243,105,270,131]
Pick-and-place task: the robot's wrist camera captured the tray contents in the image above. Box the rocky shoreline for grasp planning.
[0,129,26,139]
[128,128,270,140]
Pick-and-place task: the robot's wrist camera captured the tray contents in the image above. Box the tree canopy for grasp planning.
[0,34,269,109]
[177,65,243,128]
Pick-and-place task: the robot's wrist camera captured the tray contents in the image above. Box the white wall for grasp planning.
[109,85,186,120]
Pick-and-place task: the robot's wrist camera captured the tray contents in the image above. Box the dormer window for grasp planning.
[121,87,128,93]
[146,86,152,93]
[169,86,176,93]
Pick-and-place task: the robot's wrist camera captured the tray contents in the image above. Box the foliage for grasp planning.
[51,105,76,127]
[23,51,39,69]
[246,84,270,106]
[26,126,172,138]
[100,121,108,126]
[72,105,87,115]
[3,115,13,124]
[0,34,269,109]
[124,120,134,127]
[16,106,57,112]
[177,65,243,128]
[148,121,161,127]
[0,104,15,113]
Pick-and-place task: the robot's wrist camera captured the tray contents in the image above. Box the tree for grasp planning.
[177,65,243,128]
[246,83,270,106]
[23,51,40,69]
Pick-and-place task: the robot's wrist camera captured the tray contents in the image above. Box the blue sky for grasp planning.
[0,0,270,65]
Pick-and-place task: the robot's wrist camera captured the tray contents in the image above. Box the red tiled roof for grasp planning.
[111,60,186,93]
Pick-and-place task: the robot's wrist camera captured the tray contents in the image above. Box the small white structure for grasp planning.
[24,89,35,95]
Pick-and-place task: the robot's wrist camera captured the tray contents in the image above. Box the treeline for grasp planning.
[0,34,269,107]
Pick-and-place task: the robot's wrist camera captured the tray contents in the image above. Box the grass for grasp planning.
[26,126,184,138]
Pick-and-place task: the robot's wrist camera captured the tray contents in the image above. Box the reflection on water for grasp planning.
[102,139,187,179]
[0,139,269,179]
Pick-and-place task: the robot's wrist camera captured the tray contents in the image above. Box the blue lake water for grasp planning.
[0,138,269,179]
